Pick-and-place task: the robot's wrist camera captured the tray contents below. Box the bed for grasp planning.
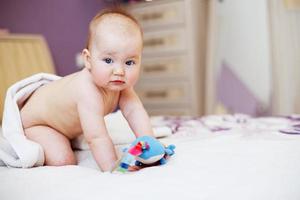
[1,112,300,200]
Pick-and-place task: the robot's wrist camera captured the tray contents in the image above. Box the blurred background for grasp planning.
[0,0,299,119]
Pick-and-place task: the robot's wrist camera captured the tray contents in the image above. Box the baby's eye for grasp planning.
[125,60,135,66]
[103,58,113,64]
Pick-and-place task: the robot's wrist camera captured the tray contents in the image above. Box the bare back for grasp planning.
[20,69,120,139]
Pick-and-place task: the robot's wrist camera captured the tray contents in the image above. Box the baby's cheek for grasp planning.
[92,72,108,86]
[128,73,139,85]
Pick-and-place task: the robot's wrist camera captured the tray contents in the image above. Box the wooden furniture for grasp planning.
[127,0,208,116]
[269,0,300,114]
[0,34,55,122]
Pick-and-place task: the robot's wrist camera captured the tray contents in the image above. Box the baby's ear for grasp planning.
[82,49,92,70]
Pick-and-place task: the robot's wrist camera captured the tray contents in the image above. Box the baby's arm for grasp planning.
[119,87,154,137]
[77,96,117,171]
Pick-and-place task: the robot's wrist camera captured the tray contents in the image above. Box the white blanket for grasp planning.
[2,114,300,199]
[1,128,300,200]
[0,73,61,168]
[72,110,172,150]
[0,73,172,168]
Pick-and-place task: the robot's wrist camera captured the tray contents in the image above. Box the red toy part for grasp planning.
[128,141,149,156]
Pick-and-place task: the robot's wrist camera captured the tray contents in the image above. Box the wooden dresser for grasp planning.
[127,0,208,116]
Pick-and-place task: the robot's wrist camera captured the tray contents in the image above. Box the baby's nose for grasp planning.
[113,66,125,76]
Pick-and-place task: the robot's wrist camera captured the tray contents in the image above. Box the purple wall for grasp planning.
[217,61,268,116]
[0,0,111,76]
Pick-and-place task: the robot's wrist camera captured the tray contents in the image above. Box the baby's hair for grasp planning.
[85,7,143,50]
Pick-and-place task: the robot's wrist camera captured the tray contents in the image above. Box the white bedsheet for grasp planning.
[1,127,300,200]
[2,114,300,200]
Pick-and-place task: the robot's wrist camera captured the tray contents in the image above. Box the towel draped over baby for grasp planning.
[0,73,61,167]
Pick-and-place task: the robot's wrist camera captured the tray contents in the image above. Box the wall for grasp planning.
[0,0,109,76]
[213,0,272,112]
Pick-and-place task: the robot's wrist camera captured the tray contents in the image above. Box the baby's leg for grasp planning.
[24,125,77,166]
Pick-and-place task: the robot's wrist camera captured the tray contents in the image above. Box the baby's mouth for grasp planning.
[110,80,125,85]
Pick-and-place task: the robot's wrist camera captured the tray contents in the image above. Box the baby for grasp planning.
[20,8,154,171]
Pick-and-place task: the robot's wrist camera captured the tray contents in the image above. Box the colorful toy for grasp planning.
[113,136,175,173]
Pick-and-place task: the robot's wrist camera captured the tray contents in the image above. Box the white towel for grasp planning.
[0,73,61,168]
[0,73,173,168]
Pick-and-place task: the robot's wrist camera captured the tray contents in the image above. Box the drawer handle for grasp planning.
[140,12,164,21]
[144,38,164,47]
[144,64,166,72]
[145,91,167,98]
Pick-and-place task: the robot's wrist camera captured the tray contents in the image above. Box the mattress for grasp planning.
[1,114,300,200]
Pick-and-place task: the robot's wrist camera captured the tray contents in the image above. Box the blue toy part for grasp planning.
[132,136,176,166]
[131,136,166,164]
[116,153,135,172]
[159,157,167,165]
[115,136,176,172]
[165,144,176,156]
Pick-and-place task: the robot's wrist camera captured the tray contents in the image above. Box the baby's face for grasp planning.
[87,17,143,91]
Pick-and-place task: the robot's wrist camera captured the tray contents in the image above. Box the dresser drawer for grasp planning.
[129,1,185,29]
[143,28,186,55]
[136,82,189,104]
[141,55,187,78]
